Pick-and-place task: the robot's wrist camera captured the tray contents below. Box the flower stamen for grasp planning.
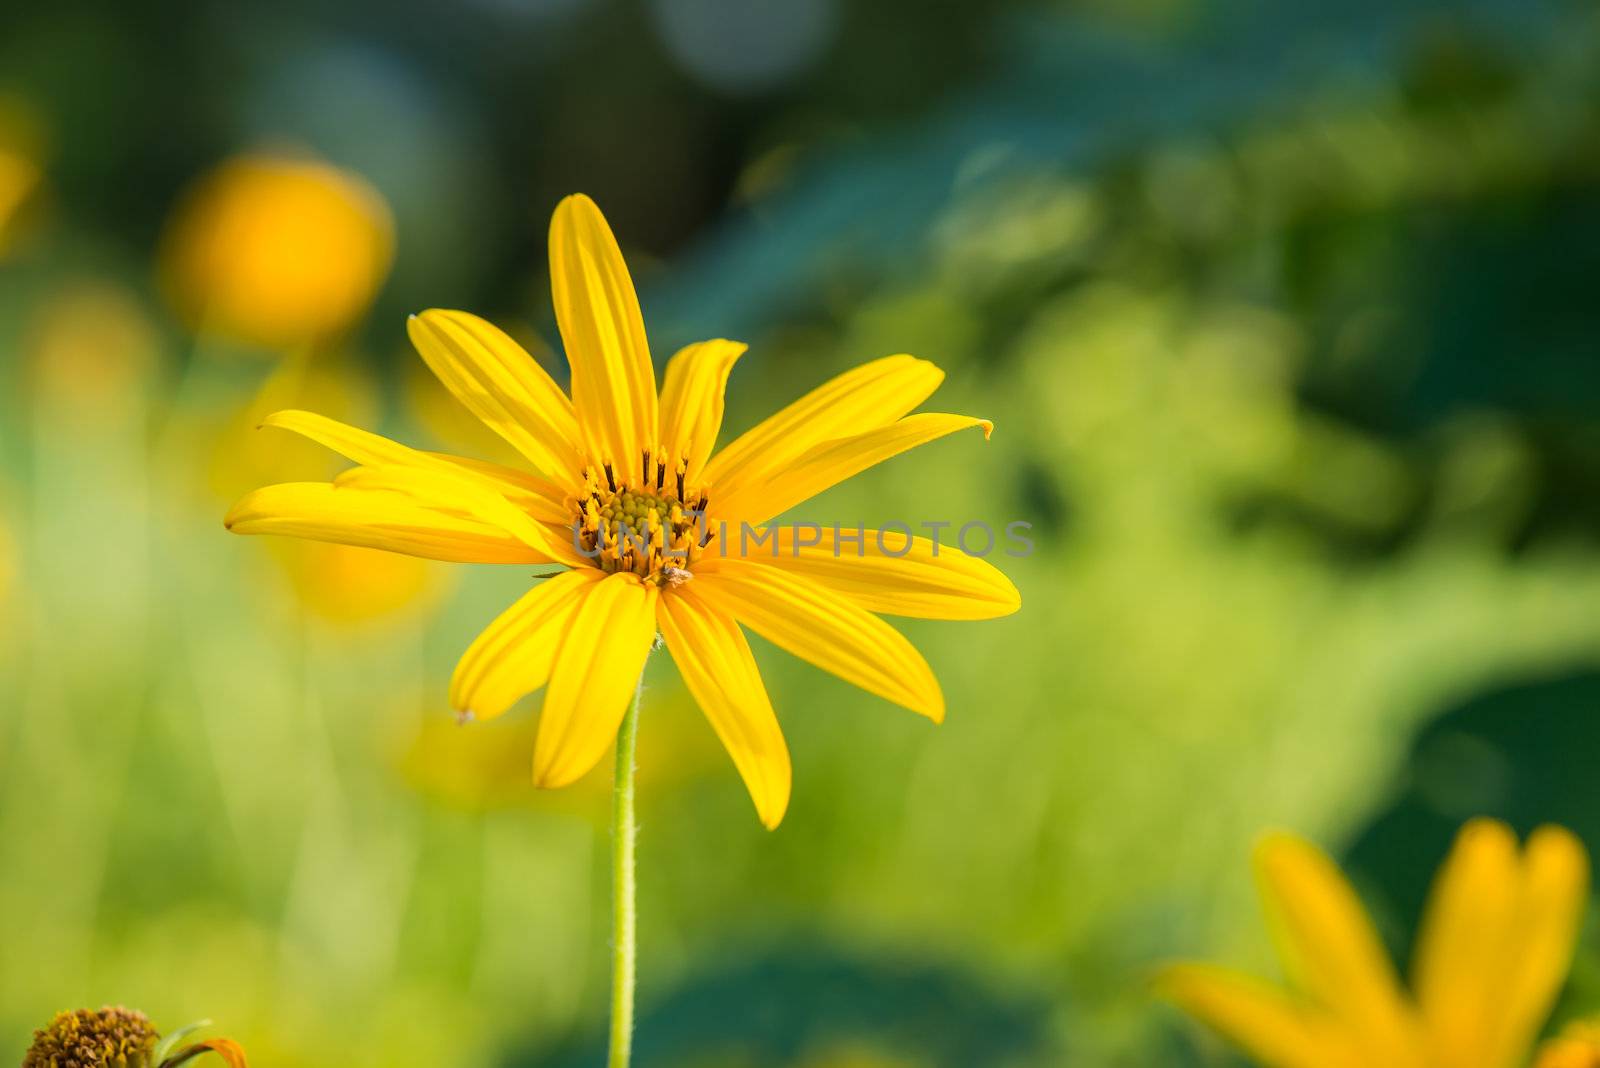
[575,454,708,584]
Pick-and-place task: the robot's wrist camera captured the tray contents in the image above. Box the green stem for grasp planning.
[607,669,646,1068]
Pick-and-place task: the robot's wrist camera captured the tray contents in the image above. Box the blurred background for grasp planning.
[2,0,1600,1064]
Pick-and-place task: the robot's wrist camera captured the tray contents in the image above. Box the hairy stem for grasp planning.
[607,668,646,1068]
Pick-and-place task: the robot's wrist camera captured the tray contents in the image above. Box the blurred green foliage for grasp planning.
[2,0,1600,1065]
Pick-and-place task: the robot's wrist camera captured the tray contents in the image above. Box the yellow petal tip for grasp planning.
[221,498,249,531]
[532,755,587,790]
[1250,828,1311,875]
[552,193,604,231]
[759,802,788,831]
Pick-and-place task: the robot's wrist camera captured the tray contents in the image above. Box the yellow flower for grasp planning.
[0,150,40,255]
[0,94,43,257]
[27,281,159,421]
[1536,1022,1600,1068]
[225,194,1019,827]
[1159,819,1590,1068]
[160,152,393,349]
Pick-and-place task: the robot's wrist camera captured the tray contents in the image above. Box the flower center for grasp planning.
[574,451,709,585]
[24,1007,158,1068]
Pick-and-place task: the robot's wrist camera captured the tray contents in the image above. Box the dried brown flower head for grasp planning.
[23,1006,159,1068]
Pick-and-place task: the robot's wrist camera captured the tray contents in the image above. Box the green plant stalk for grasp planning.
[607,669,646,1068]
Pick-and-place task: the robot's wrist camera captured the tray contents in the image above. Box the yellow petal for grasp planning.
[1483,825,1589,1068]
[658,338,746,484]
[702,354,944,500]
[716,414,992,526]
[421,451,571,525]
[406,308,585,480]
[532,572,658,788]
[690,559,943,721]
[224,482,546,563]
[261,408,429,467]
[658,586,791,829]
[333,464,584,566]
[451,568,603,720]
[1156,964,1345,1068]
[1412,818,1521,1065]
[715,525,1020,620]
[548,194,657,469]
[1254,833,1425,1067]
[261,408,569,524]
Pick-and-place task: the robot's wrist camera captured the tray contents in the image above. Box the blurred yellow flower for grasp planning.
[0,150,40,252]
[225,193,1019,828]
[160,152,393,349]
[1160,819,1590,1068]
[274,538,444,626]
[0,94,43,256]
[1536,1022,1600,1068]
[27,281,160,420]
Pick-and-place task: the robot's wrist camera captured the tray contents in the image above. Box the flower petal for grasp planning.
[261,408,427,468]
[1411,819,1520,1064]
[256,409,569,521]
[702,354,943,501]
[1485,825,1589,1068]
[451,569,604,720]
[689,559,943,721]
[658,339,747,485]
[406,308,585,479]
[260,408,570,524]
[333,464,584,566]
[421,451,571,525]
[658,587,791,829]
[715,525,1020,620]
[548,194,657,470]
[1253,833,1425,1067]
[224,482,547,563]
[532,572,659,788]
[716,413,992,526]
[1156,964,1342,1068]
